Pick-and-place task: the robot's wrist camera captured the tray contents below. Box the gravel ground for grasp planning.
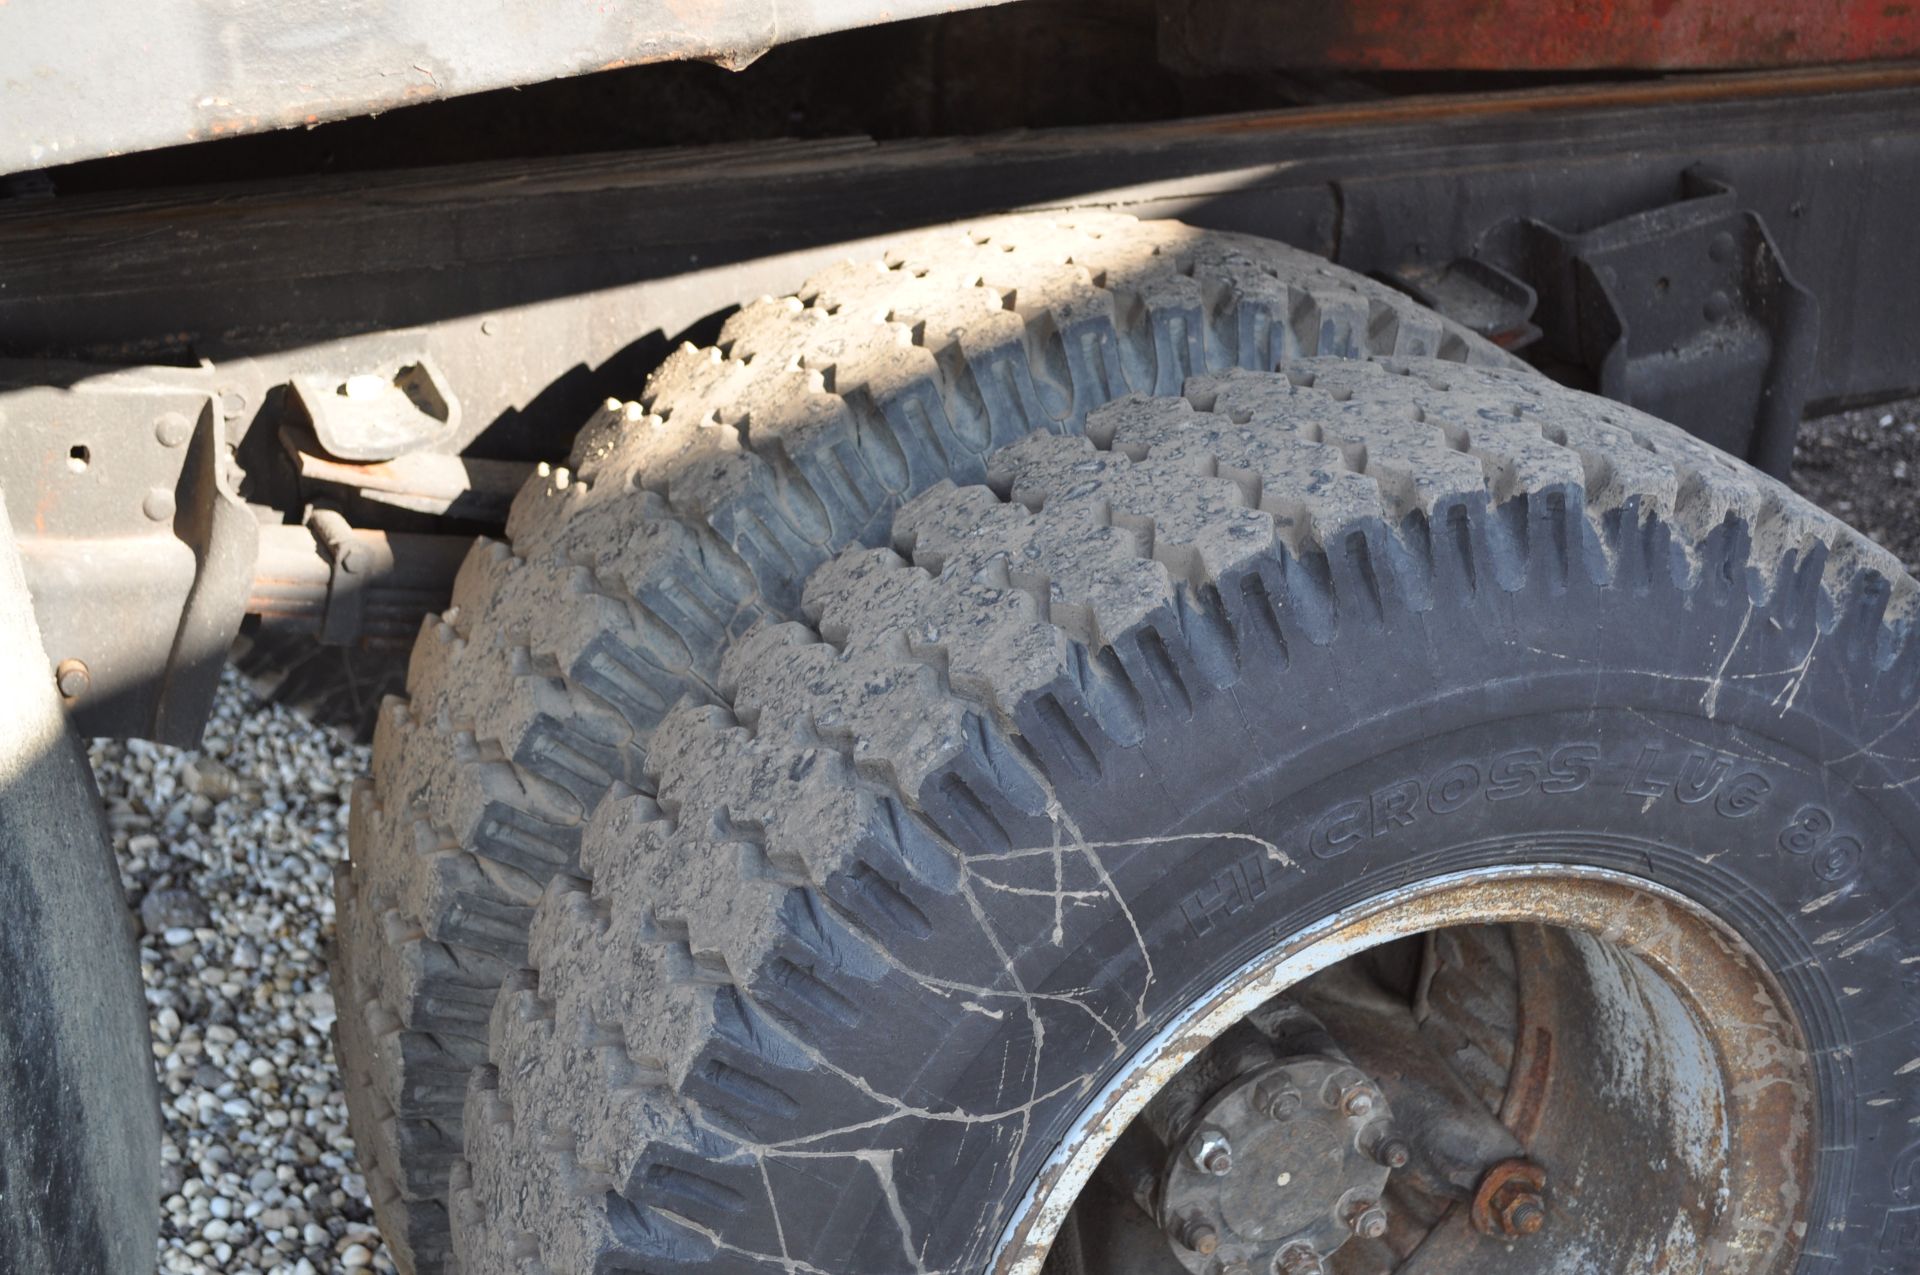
[90,673,397,1275]
[80,395,1920,1275]
[1791,398,1920,575]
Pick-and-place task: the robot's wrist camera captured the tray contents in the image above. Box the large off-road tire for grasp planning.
[333,213,1517,1271]
[0,495,160,1275]
[449,359,1920,1274]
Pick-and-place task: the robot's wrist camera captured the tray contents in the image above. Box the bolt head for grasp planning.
[142,487,176,522]
[55,658,90,699]
[1188,1129,1233,1176]
[154,412,193,448]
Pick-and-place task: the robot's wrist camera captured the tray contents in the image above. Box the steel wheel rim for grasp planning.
[992,865,1816,1275]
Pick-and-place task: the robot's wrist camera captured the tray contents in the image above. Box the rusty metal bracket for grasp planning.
[0,367,258,744]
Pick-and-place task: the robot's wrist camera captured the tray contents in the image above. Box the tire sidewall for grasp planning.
[909,528,1920,1274]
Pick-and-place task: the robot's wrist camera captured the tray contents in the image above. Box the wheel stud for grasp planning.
[1365,1127,1411,1169]
[1471,1159,1550,1239]
[1346,1197,1389,1240]
[1338,1082,1378,1118]
[1175,1219,1220,1255]
[1498,1192,1547,1237]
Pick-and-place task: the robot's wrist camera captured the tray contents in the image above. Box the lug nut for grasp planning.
[1188,1129,1234,1176]
[1347,1197,1389,1240]
[1274,1243,1324,1275]
[1498,1192,1547,1237]
[55,658,90,700]
[1177,1220,1220,1255]
[1254,1080,1302,1120]
[1338,1082,1378,1118]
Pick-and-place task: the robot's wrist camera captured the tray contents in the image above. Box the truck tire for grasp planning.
[0,494,160,1275]
[450,359,1917,1274]
[334,213,1519,1271]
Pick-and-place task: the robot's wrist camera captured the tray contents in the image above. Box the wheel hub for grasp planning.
[1002,869,1814,1275]
[1160,1055,1395,1271]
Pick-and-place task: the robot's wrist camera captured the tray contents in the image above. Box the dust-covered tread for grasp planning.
[451,358,1916,1274]
[335,216,1517,1270]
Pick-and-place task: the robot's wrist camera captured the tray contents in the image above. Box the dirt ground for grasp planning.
[1793,397,1920,576]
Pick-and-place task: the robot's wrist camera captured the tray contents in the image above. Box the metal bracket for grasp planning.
[0,367,258,744]
[1495,169,1816,476]
[1398,168,1818,477]
[286,355,463,462]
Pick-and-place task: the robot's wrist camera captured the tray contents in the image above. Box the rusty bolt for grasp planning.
[1498,1192,1547,1237]
[1368,1130,1411,1169]
[1346,1197,1389,1240]
[1188,1129,1233,1176]
[1254,1080,1302,1121]
[1339,1083,1378,1118]
[1175,1220,1219,1256]
[1274,1243,1324,1275]
[1471,1159,1550,1239]
[55,658,90,700]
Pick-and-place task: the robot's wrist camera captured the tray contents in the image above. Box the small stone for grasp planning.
[140,888,211,935]
[341,1242,373,1267]
[183,757,237,799]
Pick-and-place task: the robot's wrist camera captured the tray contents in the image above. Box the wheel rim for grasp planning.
[994,866,1815,1275]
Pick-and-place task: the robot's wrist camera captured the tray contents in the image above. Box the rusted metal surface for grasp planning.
[1468,1159,1547,1239]
[247,521,469,647]
[0,0,1015,176]
[993,867,1813,1275]
[0,370,256,745]
[1161,0,1920,73]
[283,430,530,523]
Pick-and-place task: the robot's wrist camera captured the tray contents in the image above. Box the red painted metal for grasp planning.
[1164,0,1920,71]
